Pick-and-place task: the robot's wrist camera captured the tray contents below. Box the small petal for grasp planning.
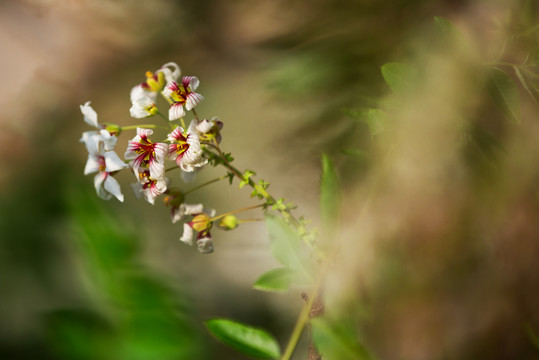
[99,130,118,151]
[196,236,214,254]
[196,119,213,133]
[84,154,102,175]
[160,62,181,83]
[181,170,196,183]
[180,223,194,245]
[183,76,200,91]
[103,174,124,202]
[181,203,204,216]
[80,131,101,154]
[93,172,112,200]
[169,103,185,121]
[131,85,157,103]
[130,96,157,118]
[185,92,204,111]
[130,181,144,199]
[80,101,99,128]
[104,151,128,172]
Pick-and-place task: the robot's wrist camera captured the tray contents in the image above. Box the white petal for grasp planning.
[169,103,185,121]
[93,172,111,200]
[161,81,176,99]
[80,131,101,154]
[80,101,99,128]
[130,85,157,103]
[185,92,204,111]
[137,127,154,138]
[130,182,143,199]
[184,76,200,91]
[99,130,118,151]
[129,97,155,118]
[84,154,102,175]
[181,170,196,183]
[180,203,204,216]
[196,119,213,133]
[167,126,185,141]
[160,62,181,82]
[103,175,124,202]
[171,207,183,223]
[196,236,214,254]
[180,223,194,245]
[104,151,128,172]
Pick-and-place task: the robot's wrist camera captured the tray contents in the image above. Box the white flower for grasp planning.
[129,96,158,118]
[162,76,204,121]
[167,120,208,172]
[132,167,168,205]
[196,116,223,144]
[83,133,128,202]
[171,203,204,224]
[130,62,181,103]
[80,101,99,128]
[124,128,168,180]
[179,209,216,253]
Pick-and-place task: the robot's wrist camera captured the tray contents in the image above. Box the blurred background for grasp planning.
[1,0,539,359]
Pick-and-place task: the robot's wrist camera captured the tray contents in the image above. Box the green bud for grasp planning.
[103,123,121,136]
[218,215,239,230]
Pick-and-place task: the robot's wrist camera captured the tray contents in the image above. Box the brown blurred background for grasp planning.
[1,0,539,359]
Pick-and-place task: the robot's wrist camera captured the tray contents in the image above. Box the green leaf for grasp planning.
[434,16,458,37]
[341,148,369,162]
[206,319,281,359]
[513,66,539,104]
[265,216,306,271]
[381,62,415,94]
[253,268,295,293]
[320,154,340,231]
[311,317,371,360]
[365,108,386,136]
[487,67,521,123]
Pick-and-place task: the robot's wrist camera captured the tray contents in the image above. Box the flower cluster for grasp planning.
[79,62,228,253]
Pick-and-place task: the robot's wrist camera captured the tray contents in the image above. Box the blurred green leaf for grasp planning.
[434,16,459,38]
[253,267,295,293]
[487,67,521,123]
[364,108,386,136]
[312,317,371,360]
[514,66,539,104]
[265,216,306,271]
[320,154,340,231]
[381,62,415,94]
[341,148,369,162]
[206,318,281,359]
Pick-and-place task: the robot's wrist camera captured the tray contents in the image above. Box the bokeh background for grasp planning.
[1,0,539,359]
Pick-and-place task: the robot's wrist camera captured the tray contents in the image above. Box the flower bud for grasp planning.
[218,215,238,230]
[163,188,185,208]
[196,237,214,254]
[103,123,121,136]
[190,213,212,233]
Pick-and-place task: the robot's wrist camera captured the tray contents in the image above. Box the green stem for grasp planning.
[165,165,179,172]
[209,204,264,222]
[485,61,523,68]
[156,111,170,122]
[207,143,300,228]
[280,283,321,360]
[121,124,159,131]
[184,174,228,195]
[237,218,265,223]
[192,108,200,121]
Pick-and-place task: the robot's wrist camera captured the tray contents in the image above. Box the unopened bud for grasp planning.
[163,188,185,207]
[218,215,238,230]
[103,123,121,136]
